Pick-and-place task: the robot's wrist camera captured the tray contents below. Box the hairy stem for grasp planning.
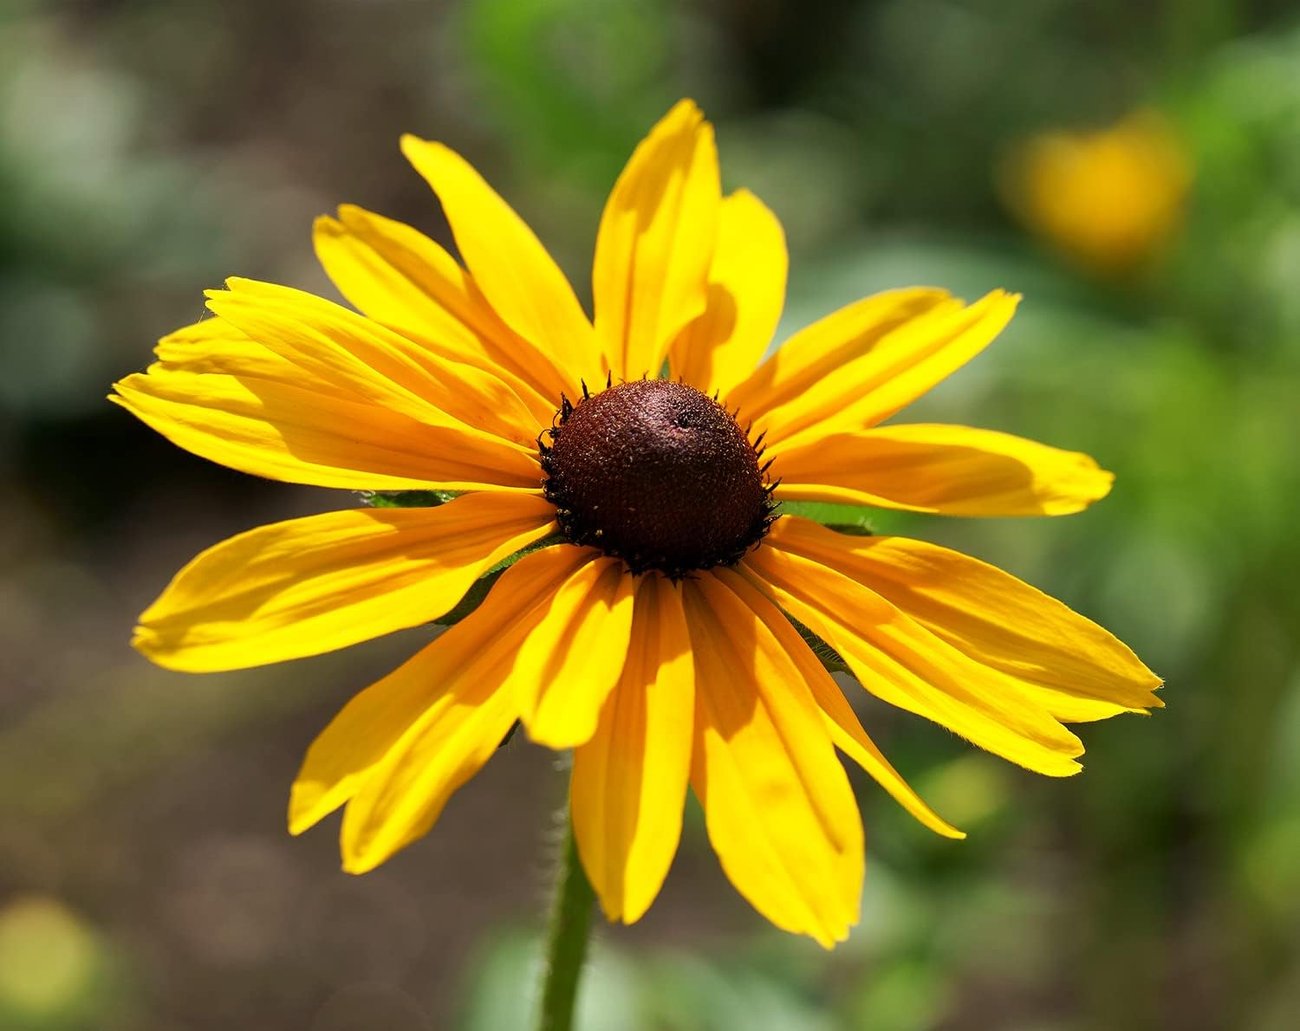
[536,810,595,1031]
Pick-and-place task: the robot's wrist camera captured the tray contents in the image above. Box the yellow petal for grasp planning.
[208,279,540,449]
[684,572,863,948]
[746,523,1087,776]
[290,543,592,851]
[722,566,964,840]
[400,135,601,386]
[669,189,788,398]
[157,301,542,454]
[571,573,693,923]
[134,492,558,673]
[772,424,1114,516]
[111,366,540,492]
[517,557,638,749]
[313,205,569,418]
[766,517,1162,722]
[153,317,347,397]
[726,287,951,423]
[593,99,721,381]
[730,289,1019,449]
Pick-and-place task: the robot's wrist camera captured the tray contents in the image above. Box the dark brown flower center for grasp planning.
[540,380,775,577]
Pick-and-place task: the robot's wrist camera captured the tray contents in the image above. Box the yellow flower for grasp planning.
[1004,110,1191,272]
[111,101,1161,947]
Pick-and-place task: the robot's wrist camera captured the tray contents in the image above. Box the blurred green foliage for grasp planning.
[2,0,1299,1029]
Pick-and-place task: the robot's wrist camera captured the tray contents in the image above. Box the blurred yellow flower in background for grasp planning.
[1003,111,1192,273]
[0,896,108,1025]
[111,101,1161,948]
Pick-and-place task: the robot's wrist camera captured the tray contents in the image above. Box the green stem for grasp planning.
[536,813,595,1031]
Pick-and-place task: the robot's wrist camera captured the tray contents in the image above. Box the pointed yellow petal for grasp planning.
[313,205,569,418]
[338,666,519,875]
[150,295,543,483]
[724,566,964,840]
[593,99,722,380]
[747,522,1087,776]
[684,572,863,949]
[134,493,557,672]
[669,189,788,398]
[153,317,347,397]
[400,135,601,386]
[730,289,1019,448]
[726,287,951,422]
[339,545,605,872]
[111,366,540,492]
[766,518,1162,722]
[571,573,693,923]
[772,424,1114,516]
[517,557,638,749]
[207,279,540,449]
[290,543,591,850]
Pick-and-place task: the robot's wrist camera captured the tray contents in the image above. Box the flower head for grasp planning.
[1003,110,1192,273]
[112,101,1161,947]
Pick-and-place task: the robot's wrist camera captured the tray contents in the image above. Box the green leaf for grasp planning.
[360,489,460,508]
[777,500,875,535]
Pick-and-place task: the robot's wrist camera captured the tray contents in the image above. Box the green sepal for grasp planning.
[360,489,461,508]
[788,614,851,676]
[825,522,875,537]
[777,499,874,536]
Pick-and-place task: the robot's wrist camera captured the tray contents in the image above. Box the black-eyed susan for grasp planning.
[1002,110,1191,273]
[112,101,1161,948]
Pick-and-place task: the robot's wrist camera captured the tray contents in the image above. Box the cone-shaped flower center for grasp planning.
[541,380,773,577]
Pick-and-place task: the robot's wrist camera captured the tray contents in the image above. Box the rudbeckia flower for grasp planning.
[1002,110,1191,273]
[112,101,1161,947]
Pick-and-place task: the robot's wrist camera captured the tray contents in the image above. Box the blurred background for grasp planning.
[2,0,1299,1028]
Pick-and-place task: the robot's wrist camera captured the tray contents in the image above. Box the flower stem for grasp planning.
[537,813,595,1031]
